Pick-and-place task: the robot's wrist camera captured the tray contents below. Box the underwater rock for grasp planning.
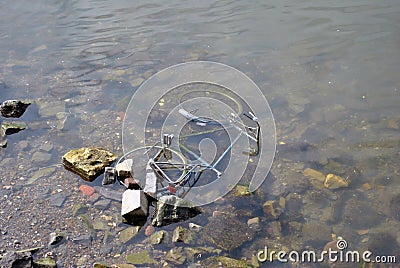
[0,99,31,118]
[164,247,186,266]
[62,147,117,181]
[126,251,157,265]
[303,168,325,182]
[36,99,66,118]
[151,195,202,227]
[33,256,57,268]
[184,247,221,262]
[1,121,27,135]
[56,112,77,131]
[120,226,140,243]
[202,256,248,268]
[31,151,52,164]
[247,217,260,231]
[48,231,64,246]
[324,174,348,189]
[172,226,195,244]
[262,200,282,220]
[202,214,255,251]
[148,230,165,245]
[390,194,400,221]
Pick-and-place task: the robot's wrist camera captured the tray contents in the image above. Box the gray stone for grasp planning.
[0,138,7,148]
[0,100,31,118]
[48,232,64,246]
[151,195,202,227]
[62,147,117,181]
[92,218,109,231]
[31,151,52,164]
[39,142,53,152]
[172,226,195,244]
[149,230,165,245]
[36,99,66,118]
[48,193,67,207]
[33,256,57,268]
[72,234,92,246]
[164,247,186,266]
[94,199,111,210]
[120,226,140,243]
[56,112,77,131]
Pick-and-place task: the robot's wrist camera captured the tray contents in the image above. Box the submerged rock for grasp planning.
[62,147,117,181]
[0,250,32,268]
[324,174,349,190]
[148,230,165,245]
[151,195,202,227]
[202,256,248,268]
[126,251,157,265]
[172,226,195,244]
[164,247,186,266]
[120,226,140,243]
[1,121,27,135]
[0,99,31,118]
[202,214,255,251]
[33,256,57,268]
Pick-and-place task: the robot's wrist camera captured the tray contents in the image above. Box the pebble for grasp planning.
[48,193,67,207]
[324,174,349,189]
[93,199,111,210]
[145,225,155,236]
[31,151,52,164]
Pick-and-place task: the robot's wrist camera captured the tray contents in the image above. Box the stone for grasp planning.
[94,199,111,210]
[121,190,148,224]
[116,159,133,179]
[303,168,325,182]
[126,251,157,265]
[202,256,248,268]
[143,160,157,197]
[79,184,95,196]
[111,264,136,268]
[172,226,195,244]
[28,167,56,185]
[93,218,109,231]
[48,193,67,207]
[234,184,251,197]
[62,147,117,181]
[39,142,53,152]
[145,225,155,236]
[48,231,64,246]
[93,262,111,268]
[72,204,88,216]
[0,138,7,148]
[149,230,165,245]
[33,256,57,268]
[93,186,123,201]
[102,167,116,185]
[184,247,221,262]
[202,214,255,251]
[120,226,140,243]
[72,234,92,246]
[36,99,66,118]
[31,151,52,164]
[188,223,202,232]
[0,250,32,268]
[56,112,76,131]
[151,195,202,227]
[324,174,349,190]
[262,200,281,220]
[164,247,186,265]
[247,217,260,231]
[0,100,31,118]
[1,121,27,135]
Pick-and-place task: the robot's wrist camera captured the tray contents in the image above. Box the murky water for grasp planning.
[1,0,399,267]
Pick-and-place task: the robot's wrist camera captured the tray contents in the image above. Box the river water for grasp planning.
[1,0,399,267]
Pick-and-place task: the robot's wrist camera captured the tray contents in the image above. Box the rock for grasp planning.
[188,223,202,232]
[303,168,325,182]
[39,142,53,152]
[262,200,282,220]
[48,231,64,246]
[1,121,27,135]
[387,118,399,130]
[62,147,117,181]
[28,167,56,185]
[145,225,155,236]
[0,100,31,118]
[31,151,52,164]
[151,195,202,227]
[93,262,111,268]
[72,234,92,246]
[102,167,116,185]
[324,174,349,189]
[172,226,195,244]
[0,250,32,268]
[79,184,95,196]
[184,247,221,262]
[121,190,148,224]
[33,256,57,268]
[94,199,111,210]
[247,217,260,231]
[0,138,7,148]
[36,99,66,118]
[56,112,76,131]
[111,264,136,268]
[149,230,165,245]
[126,251,157,265]
[48,193,67,207]
[202,214,255,251]
[164,247,186,266]
[116,159,133,179]
[202,256,248,268]
[93,186,123,201]
[234,184,251,197]
[93,218,109,231]
[120,226,140,243]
